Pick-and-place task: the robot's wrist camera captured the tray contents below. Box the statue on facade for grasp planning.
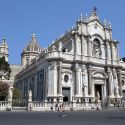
[96,91,100,102]
[8,87,13,102]
[28,90,32,102]
[52,45,56,51]
[114,84,119,96]
[93,39,101,57]
[82,83,87,96]
[113,70,116,79]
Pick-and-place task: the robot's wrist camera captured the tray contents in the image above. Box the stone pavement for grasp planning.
[0,110,125,125]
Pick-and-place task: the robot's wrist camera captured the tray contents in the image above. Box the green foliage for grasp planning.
[12,85,21,100]
[0,56,11,80]
[0,83,9,101]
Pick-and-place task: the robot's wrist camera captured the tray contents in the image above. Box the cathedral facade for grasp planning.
[15,9,125,108]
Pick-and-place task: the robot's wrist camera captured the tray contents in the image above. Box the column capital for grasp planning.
[50,65,57,70]
[87,65,92,71]
[117,69,121,74]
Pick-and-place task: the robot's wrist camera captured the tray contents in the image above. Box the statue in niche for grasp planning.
[96,91,100,102]
[114,84,119,96]
[93,39,101,57]
[82,83,87,95]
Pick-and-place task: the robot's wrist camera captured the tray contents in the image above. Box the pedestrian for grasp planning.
[55,103,58,112]
[50,106,53,111]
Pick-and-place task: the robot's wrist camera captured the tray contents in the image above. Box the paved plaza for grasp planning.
[0,110,125,125]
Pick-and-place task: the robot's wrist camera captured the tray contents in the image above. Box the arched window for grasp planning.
[93,38,101,57]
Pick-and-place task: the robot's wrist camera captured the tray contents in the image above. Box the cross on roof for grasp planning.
[93,6,97,13]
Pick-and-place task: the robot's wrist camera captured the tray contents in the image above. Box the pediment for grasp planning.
[92,71,108,79]
[88,21,105,39]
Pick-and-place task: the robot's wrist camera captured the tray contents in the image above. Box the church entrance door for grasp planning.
[62,87,70,102]
[95,84,102,100]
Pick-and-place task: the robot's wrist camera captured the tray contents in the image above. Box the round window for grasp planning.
[64,75,69,82]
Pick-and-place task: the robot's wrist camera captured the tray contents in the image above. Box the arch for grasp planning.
[92,38,101,57]
[91,35,105,58]
[91,34,104,41]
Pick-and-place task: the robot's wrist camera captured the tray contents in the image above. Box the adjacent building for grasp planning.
[0,38,22,87]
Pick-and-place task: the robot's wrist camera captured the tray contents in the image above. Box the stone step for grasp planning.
[12,107,27,111]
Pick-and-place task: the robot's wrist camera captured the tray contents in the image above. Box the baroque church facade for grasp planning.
[14,9,125,107]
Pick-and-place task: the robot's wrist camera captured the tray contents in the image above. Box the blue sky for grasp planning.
[0,0,125,64]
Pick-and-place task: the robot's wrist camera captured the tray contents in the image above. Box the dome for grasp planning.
[23,33,41,52]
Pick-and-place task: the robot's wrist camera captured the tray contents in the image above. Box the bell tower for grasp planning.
[0,38,9,62]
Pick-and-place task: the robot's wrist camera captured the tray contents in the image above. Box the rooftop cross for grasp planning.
[93,6,97,13]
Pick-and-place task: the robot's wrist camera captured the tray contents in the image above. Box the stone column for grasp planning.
[116,43,119,60]
[111,42,116,61]
[47,66,52,96]
[87,38,92,58]
[106,41,111,60]
[34,74,37,99]
[87,66,92,96]
[117,69,122,96]
[75,63,81,96]
[75,34,79,55]
[51,65,58,96]
[107,68,113,97]
[58,61,62,96]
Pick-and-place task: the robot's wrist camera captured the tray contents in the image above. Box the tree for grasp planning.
[0,57,11,101]
[0,82,9,101]
[0,56,11,82]
[12,85,21,100]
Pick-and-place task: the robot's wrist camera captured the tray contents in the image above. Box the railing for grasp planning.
[1,100,125,112]
[31,101,97,111]
[0,101,12,111]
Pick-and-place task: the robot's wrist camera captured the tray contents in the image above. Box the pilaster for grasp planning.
[58,61,62,96]
[74,34,80,55]
[111,42,116,61]
[87,66,92,96]
[82,66,88,97]
[81,36,87,56]
[87,39,92,58]
[117,69,122,96]
[106,41,111,60]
